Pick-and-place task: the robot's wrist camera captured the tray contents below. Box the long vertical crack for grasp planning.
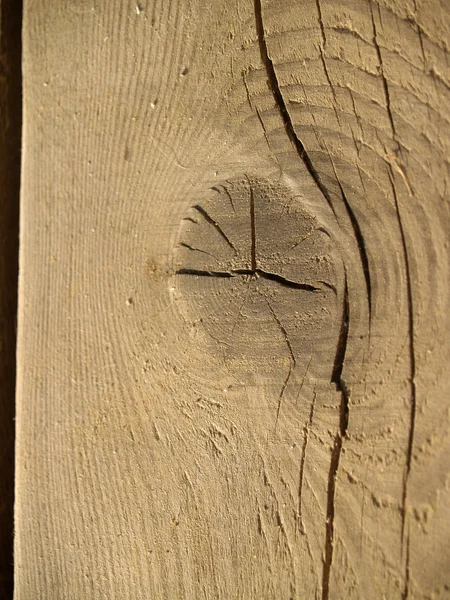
[323,275,350,600]
[253,3,353,596]
[388,170,416,600]
[254,0,336,216]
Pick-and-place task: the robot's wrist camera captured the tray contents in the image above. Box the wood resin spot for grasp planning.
[173,177,344,387]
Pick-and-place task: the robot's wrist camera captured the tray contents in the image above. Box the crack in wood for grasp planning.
[211,184,237,215]
[322,430,342,600]
[253,5,353,595]
[315,0,340,122]
[192,204,237,253]
[242,69,281,164]
[179,242,218,259]
[263,294,296,367]
[323,275,350,600]
[317,280,337,294]
[281,225,330,257]
[298,385,316,535]
[321,142,372,321]
[331,274,350,429]
[335,178,372,319]
[176,267,323,292]
[402,525,411,600]
[261,294,297,429]
[369,1,398,142]
[253,0,337,217]
[249,182,257,271]
[176,268,236,279]
[182,217,198,224]
[387,168,416,600]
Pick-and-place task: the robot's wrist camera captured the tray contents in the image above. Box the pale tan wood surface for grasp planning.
[16,1,450,598]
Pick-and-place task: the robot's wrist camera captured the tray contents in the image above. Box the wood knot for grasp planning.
[173,176,344,387]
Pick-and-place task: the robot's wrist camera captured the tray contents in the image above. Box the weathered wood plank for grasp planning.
[16,0,449,598]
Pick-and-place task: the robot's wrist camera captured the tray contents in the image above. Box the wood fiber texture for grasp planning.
[16,0,450,599]
[0,0,21,597]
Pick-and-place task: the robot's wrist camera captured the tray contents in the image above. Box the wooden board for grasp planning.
[16,0,450,598]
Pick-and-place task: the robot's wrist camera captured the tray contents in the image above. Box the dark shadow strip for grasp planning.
[0,0,22,597]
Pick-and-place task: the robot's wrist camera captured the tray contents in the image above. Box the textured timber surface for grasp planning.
[16,0,450,599]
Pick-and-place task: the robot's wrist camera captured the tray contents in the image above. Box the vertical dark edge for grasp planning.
[0,0,22,596]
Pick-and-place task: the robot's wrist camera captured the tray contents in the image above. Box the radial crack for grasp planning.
[256,269,321,291]
[193,205,237,253]
[281,226,330,256]
[177,267,323,292]
[179,242,218,259]
[176,268,235,278]
[211,184,237,215]
[223,185,237,214]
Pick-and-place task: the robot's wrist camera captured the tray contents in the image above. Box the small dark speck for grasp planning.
[126,298,133,306]
[181,67,189,76]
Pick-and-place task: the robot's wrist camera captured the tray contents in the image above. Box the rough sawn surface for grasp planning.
[16,0,450,598]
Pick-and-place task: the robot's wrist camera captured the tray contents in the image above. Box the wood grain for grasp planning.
[16,0,450,598]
